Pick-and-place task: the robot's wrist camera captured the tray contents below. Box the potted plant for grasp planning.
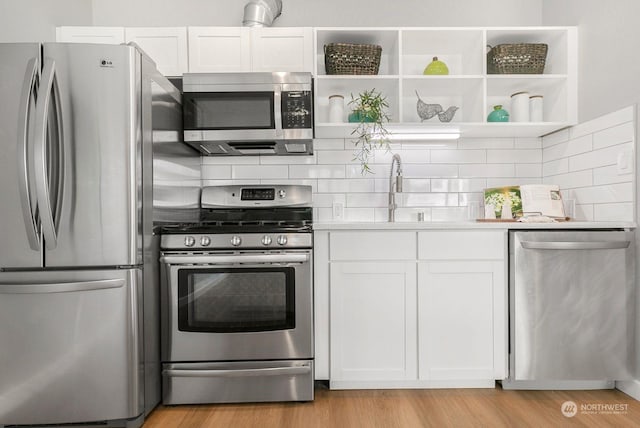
[348,89,391,174]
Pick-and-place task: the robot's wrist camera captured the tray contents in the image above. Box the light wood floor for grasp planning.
[143,384,640,428]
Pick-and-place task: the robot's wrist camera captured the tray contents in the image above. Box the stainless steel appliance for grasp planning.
[182,72,313,155]
[159,185,314,404]
[0,43,182,427]
[503,230,635,389]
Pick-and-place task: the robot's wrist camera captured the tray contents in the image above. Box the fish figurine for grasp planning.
[415,90,443,122]
[438,106,459,123]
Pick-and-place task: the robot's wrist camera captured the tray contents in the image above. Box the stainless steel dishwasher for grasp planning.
[503,230,635,389]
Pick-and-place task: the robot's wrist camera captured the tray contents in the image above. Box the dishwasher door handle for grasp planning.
[520,240,631,250]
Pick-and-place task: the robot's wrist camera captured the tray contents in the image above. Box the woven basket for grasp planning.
[324,43,382,75]
[487,43,548,74]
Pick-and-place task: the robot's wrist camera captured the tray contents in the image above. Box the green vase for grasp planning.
[423,56,449,75]
[487,105,510,122]
[348,111,377,123]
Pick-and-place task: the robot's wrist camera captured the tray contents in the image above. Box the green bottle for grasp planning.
[423,56,449,75]
[487,105,510,122]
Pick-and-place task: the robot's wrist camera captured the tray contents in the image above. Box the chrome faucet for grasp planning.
[388,154,403,222]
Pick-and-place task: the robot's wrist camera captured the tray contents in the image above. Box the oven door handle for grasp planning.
[159,253,309,265]
[163,365,311,378]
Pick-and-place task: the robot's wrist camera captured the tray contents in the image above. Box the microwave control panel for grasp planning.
[281,91,312,129]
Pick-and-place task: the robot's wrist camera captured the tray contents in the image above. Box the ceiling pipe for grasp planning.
[242,0,283,27]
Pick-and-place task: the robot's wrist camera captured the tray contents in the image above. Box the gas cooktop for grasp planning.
[157,185,313,236]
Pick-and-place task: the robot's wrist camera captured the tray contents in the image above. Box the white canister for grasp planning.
[529,95,544,122]
[328,94,345,123]
[510,91,530,122]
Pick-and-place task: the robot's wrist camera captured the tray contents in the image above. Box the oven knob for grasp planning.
[200,236,211,247]
[278,189,286,199]
[184,236,196,247]
[261,235,272,246]
[230,235,242,247]
[277,235,288,246]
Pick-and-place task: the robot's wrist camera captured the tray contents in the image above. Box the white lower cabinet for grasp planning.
[418,260,505,382]
[322,229,507,389]
[330,261,417,387]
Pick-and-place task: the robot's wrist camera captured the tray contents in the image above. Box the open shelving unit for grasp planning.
[313,27,578,139]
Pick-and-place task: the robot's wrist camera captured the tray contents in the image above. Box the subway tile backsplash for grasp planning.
[195,106,636,222]
[199,137,543,222]
[542,106,636,222]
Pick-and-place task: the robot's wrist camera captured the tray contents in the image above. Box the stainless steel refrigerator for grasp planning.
[0,43,182,427]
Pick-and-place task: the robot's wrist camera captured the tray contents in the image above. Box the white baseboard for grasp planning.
[616,380,640,400]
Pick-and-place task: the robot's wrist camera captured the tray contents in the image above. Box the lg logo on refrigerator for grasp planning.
[99,59,114,68]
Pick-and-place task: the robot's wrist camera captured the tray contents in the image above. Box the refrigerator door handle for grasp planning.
[33,58,63,251]
[0,278,125,294]
[17,57,40,251]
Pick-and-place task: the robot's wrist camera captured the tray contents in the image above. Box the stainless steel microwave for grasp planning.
[182,72,313,156]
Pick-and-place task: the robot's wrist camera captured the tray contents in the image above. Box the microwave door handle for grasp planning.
[33,58,60,250]
[17,57,40,250]
[274,86,282,133]
[520,241,631,250]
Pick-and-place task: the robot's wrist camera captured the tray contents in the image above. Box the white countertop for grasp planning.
[313,221,636,230]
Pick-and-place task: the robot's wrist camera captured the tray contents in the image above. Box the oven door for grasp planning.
[160,250,313,362]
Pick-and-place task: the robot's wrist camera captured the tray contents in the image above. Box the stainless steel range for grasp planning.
[159,185,314,404]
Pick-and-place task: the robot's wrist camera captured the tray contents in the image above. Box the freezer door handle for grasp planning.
[0,278,125,294]
[520,240,631,250]
[164,365,312,378]
[17,57,40,251]
[33,58,64,251]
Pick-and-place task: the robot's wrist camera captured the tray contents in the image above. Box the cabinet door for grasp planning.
[418,261,506,381]
[330,262,417,384]
[188,27,251,72]
[56,26,124,44]
[250,27,313,72]
[125,27,188,77]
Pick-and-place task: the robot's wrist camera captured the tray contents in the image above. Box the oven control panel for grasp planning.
[202,185,312,208]
[162,233,312,250]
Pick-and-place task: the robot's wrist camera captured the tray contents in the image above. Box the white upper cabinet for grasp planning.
[57,26,314,75]
[188,27,251,73]
[314,26,578,139]
[124,27,188,77]
[56,26,125,45]
[250,27,314,72]
[188,27,313,73]
[56,26,187,76]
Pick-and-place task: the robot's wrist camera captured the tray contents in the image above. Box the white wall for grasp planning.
[542,0,640,123]
[91,0,542,27]
[0,0,92,42]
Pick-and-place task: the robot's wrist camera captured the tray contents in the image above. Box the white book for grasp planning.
[519,184,565,218]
